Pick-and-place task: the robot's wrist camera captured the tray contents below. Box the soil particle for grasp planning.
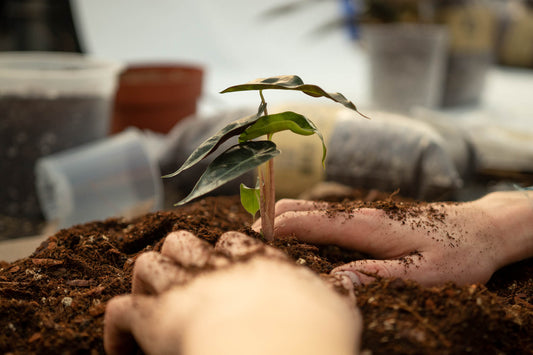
[396,251,425,270]
[0,194,531,354]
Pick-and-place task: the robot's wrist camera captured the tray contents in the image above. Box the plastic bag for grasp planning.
[325,110,463,200]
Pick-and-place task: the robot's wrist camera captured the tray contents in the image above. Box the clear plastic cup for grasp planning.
[35,128,164,229]
[0,52,123,221]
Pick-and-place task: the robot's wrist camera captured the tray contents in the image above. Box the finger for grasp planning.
[215,231,262,257]
[270,209,421,259]
[331,255,440,286]
[215,231,287,260]
[252,199,328,232]
[162,230,213,268]
[132,252,191,295]
[274,199,329,216]
[104,295,155,355]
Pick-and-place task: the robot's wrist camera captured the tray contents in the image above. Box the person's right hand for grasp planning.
[253,190,533,286]
[104,230,362,355]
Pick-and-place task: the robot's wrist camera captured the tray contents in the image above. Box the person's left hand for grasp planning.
[252,195,521,287]
[104,230,362,355]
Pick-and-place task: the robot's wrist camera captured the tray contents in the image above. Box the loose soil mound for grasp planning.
[1,194,532,354]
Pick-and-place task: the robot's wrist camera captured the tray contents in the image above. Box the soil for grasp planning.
[0,95,110,222]
[0,191,532,354]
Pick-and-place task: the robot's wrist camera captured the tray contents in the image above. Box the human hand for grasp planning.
[104,230,362,355]
[253,191,533,286]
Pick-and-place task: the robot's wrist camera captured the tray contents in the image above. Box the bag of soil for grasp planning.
[268,104,465,200]
[325,110,464,200]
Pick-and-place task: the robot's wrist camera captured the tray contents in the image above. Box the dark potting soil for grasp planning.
[0,193,532,354]
[0,95,110,224]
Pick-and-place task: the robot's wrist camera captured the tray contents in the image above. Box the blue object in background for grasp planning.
[340,0,361,39]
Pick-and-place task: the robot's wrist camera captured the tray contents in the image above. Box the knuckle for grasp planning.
[133,252,160,272]
[352,260,394,279]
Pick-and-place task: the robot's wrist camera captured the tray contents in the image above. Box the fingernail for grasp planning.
[333,271,361,286]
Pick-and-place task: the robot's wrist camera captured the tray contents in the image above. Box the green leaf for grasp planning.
[176,141,280,206]
[239,111,328,166]
[239,111,314,140]
[240,182,260,217]
[220,75,369,118]
[162,102,266,179]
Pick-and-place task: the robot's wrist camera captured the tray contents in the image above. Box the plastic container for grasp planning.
[361,24,449,113]
[0,52,122,222]
[35,128,164,229]
[111,64,203,134]
[438,2,495,107]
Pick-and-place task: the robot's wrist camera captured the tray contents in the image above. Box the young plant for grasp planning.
[164,75,366,240]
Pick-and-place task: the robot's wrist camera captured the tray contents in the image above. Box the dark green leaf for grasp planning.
[239,111,327,166]
[162,103,266,179]
[240,182,260,217]
[220,75,369,118]
[176,141,280,206]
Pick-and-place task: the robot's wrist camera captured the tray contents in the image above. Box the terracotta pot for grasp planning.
[111,64,203,134]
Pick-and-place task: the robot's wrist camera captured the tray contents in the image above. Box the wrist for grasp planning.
[476,190,533,268]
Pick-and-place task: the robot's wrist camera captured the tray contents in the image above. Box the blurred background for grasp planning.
[1,0,533,247]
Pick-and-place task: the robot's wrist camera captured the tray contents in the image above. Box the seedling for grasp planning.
[164,75,366,240]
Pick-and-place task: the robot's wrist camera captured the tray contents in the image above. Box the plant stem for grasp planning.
[258,90,276,240]
[259,156,275,240]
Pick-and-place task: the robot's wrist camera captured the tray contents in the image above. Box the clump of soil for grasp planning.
[0,194,532,354]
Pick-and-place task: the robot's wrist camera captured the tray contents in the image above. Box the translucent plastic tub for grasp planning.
[362,24,448,113]
[0,52,122,222]
[35,128,164,229]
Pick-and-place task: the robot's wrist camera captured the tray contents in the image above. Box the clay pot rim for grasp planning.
[119,64,203,84]
[115,64,204,104]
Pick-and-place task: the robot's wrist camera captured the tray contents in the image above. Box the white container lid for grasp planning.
[0,51,123,98]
